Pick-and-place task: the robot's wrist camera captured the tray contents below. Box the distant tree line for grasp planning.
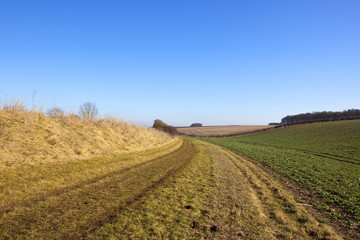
[281,109,360,125]
[152,119,178,136]
[268,122,281,126]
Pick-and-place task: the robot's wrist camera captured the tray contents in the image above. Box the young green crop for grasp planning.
[202,120,360,227]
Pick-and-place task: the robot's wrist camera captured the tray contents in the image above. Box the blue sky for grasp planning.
[1,0,359,126]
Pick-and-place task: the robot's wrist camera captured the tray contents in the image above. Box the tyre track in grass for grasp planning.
[0,139,182,216]
[89,140,342,239]
[89,139,216,239]
[0,139,194,240]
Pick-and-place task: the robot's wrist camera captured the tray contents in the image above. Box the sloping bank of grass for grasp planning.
[0,109,173,168]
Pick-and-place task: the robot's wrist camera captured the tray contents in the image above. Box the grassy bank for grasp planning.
[0,109,172,168]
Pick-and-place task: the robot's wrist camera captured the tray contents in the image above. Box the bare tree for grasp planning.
[78,102,99,120]
[46,107,65,117]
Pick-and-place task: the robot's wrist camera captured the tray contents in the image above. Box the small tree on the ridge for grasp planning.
[79,102,98,120]
[46,107,65,117]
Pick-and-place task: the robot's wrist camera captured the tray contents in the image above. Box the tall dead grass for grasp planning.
[0,100,173,168]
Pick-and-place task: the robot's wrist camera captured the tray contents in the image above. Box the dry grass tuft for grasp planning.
[0,107,173,168]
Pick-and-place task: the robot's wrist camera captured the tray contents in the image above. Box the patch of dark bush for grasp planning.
[152,119,178,136]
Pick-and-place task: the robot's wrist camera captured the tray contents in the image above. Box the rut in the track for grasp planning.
[86,140,341,239]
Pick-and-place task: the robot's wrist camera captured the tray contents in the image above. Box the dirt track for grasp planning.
[0,139,342,239]
[90,140,342,239]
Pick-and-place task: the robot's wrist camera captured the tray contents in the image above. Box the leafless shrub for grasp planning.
[79,102,98,120]
[46,107,65,117]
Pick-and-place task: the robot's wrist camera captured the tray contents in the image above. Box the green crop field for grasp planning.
[202,120,360,229]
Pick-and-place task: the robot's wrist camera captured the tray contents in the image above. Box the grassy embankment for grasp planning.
[0,107,180,238]
[202,120,360,237]
[0,108,172,168]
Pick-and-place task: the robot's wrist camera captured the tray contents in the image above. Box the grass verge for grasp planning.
[0,139,192,239]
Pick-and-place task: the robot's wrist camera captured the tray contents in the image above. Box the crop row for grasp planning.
[233,120,360,163]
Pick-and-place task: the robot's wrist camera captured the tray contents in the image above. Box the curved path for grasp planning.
[91,140,342,239]
[0,138,342,239]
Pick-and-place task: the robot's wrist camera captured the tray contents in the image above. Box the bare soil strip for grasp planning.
[0,140,194,239]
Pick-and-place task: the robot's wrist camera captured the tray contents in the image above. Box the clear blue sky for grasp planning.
[1,1,359,126]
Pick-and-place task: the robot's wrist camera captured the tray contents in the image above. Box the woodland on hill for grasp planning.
[281,109,360,125]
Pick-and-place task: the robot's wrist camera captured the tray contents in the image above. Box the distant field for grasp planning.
[202,120,360,237]
[176,125,275,137]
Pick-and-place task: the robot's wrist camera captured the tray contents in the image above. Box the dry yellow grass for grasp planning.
[177,125,275,137]
[0,139,191,239]
[0,138,183,213]
[0,109,173,168]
